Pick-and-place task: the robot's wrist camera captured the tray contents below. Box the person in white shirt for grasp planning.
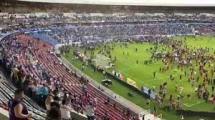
[85,102,95,120]
[60,99,72,120]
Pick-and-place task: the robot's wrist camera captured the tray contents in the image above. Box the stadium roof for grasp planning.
[18,0,215,6]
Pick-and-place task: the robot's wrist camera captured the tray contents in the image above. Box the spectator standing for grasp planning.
[60,99,72,120]
[46,102,61,120]
[45,93,54,111]
[8,89,32,120]
[85,102,95,120]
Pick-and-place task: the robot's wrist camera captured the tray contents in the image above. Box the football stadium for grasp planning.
[0,0,215,120]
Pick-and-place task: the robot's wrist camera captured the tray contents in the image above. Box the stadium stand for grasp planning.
[0,33,139,119]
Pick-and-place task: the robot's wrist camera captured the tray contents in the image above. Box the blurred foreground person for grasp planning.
[8,89,32,120]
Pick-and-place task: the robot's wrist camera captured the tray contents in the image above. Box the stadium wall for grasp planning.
[176,109,215,118]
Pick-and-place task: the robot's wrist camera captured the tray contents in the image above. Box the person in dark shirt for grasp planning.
[8,89,32,120]
[46,102,61,120]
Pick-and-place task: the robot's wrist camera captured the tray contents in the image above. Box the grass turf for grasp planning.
[63,36,215,120]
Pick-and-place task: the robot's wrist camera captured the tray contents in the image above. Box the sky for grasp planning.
[18,0,215,6]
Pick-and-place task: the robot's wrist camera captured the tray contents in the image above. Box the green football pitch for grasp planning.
[64,36,215,120]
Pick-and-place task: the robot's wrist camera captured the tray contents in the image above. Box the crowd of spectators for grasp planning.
[0,11,215,120]
[34,22,215,46]
[4,13,212,45]
[0,33,139,119]
[1,34,83,119]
